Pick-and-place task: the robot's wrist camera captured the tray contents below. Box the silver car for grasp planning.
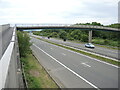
[85,43,95,48]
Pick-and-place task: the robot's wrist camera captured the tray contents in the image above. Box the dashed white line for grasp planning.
[81,62,91,67]
[33,44,99,89]
[31,37,119,68]
[60,44,119,62]
[58,44,119,68]
[61,53,66,56]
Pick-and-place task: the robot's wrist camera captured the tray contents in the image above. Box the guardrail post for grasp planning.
[88,30,92,43]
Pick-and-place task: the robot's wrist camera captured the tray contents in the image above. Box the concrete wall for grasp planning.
[4,32,24,88]
[0,26,24,89]
[0,24,10,59]
[2,24,10,31]
[0,25,2,59]
[4,43,19,88]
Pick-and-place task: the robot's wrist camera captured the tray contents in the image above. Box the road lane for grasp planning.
[31,37,118,88]
[32,35,118,60]
[31,44,95,88]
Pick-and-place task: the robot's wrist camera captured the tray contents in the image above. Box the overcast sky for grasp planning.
[0,0,119,25]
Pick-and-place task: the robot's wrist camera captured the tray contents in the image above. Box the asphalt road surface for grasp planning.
[32,35,118,60]
[31,37,119,89]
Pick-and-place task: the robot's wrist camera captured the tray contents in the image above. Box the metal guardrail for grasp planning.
[16,24,119,31]
[0,27,16,90]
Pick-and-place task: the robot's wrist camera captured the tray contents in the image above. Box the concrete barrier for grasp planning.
[0,24,10,59]
[2,24,10,31]
[0,26,20,89]
[0,25,2,59]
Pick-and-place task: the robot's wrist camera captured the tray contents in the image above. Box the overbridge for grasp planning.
[0,24,119,89]
[16,24,120,43]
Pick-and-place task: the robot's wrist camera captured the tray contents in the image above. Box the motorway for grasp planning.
[32,35,119,60]
[31,37,119,89]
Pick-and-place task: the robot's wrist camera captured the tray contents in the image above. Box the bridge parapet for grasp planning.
[16,24,119,31]
[16,24,71,27]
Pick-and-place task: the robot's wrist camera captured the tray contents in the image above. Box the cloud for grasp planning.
[0,0,119,25]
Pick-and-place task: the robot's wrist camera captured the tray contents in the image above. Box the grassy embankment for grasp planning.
[92,38,119,49]
[21,53,58,88]
[34,37,120,67]
[17,31,58,88]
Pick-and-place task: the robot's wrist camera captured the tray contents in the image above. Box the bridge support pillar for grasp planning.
[88,30,92,43]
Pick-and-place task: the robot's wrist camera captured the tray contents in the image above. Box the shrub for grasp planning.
[17,31,32,57]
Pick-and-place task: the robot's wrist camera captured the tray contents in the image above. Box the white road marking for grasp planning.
[32,37,119,68]
[33,44,99,89]
[61,53,66,56]
[60,44,119,62]
[50,48,53,50]
[58,44,119,68]
[81,62,91,67]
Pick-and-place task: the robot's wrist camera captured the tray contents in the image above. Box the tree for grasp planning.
[59,31,67,41]
[81,34,88,42]
[17,31,32,57]
[91,22,103,26]
[107,23,120,29]
[70,30,81,40]
[51,32,59,38]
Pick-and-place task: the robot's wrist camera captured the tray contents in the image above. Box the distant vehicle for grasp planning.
[85,43,95,48]
[63,39,66,42]
[48,36,50,39]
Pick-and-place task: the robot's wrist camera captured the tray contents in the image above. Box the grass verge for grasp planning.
[35,37,120,67]
[21,53,59,88]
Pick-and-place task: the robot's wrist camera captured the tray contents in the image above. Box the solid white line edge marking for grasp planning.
[60,44,119,62]
[33,44,100,89]
[32,35,119,62]
[60,44,119,68]
[32,36,119,68]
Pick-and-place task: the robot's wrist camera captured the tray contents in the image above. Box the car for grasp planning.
[85,43,95,48]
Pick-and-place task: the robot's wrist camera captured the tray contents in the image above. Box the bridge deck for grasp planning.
[16,24,119,32]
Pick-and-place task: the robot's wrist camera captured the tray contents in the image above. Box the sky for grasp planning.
[0,0,119,25]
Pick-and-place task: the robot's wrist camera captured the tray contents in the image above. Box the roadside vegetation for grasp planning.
[33,22,119,47]
[17,31,58,88]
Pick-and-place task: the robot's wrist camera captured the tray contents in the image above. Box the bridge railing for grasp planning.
[16,24,71,27]
[16,24,119,31]
[71,25,119,31]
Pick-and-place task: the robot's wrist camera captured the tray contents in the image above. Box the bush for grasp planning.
[17,31,32,57]
[81,34,88,42]
[104,39,109,44]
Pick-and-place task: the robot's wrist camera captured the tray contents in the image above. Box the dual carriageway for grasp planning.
[0,24,119,89]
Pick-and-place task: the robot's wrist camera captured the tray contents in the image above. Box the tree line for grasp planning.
[33,22,119,47]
